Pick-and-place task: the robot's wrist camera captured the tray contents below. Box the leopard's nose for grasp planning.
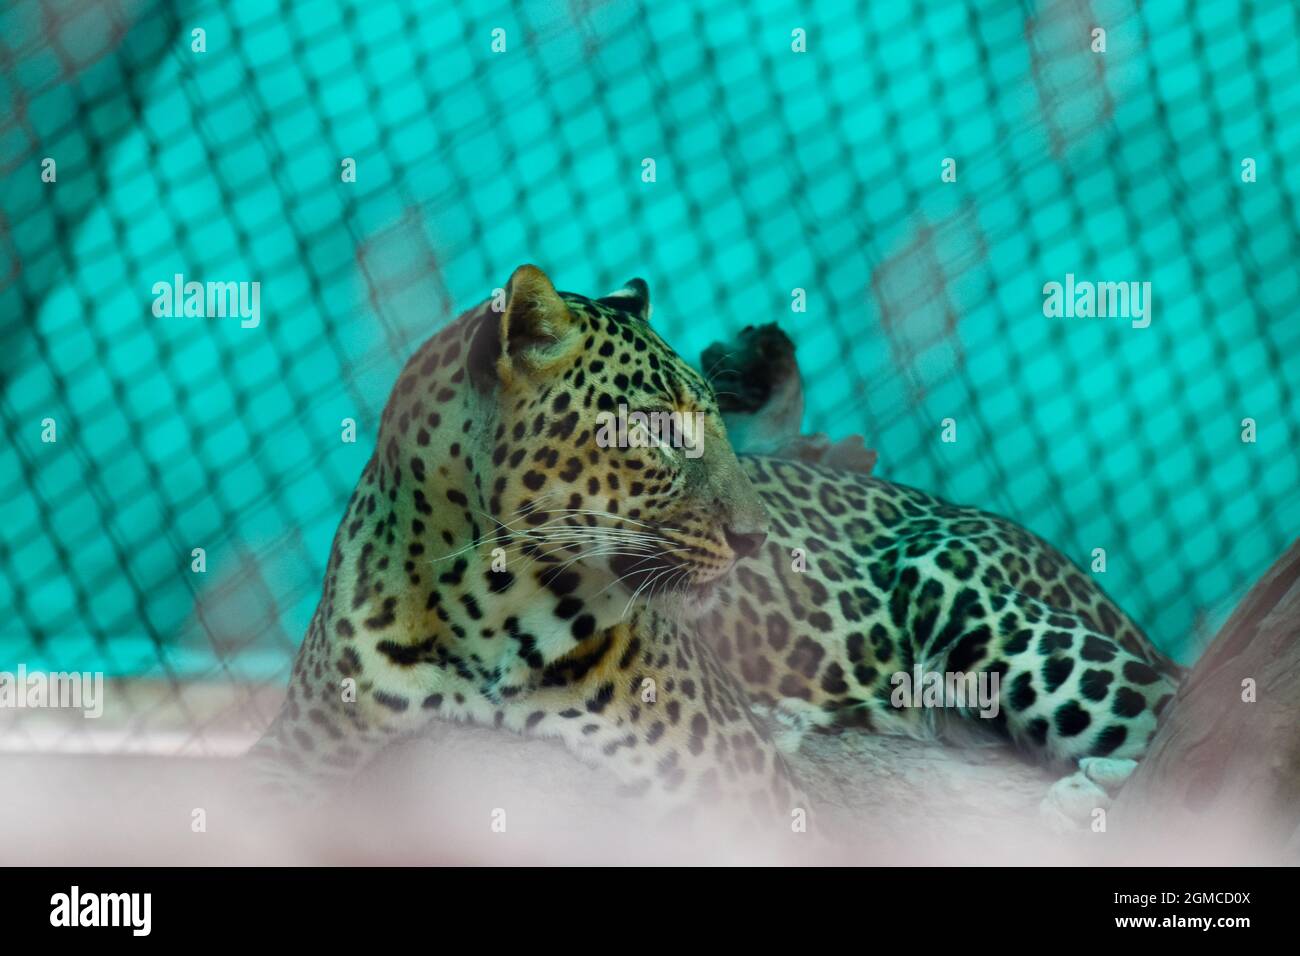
[724,527,768,560]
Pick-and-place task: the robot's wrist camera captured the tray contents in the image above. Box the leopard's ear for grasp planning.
[598,277,651,322]
[498,264,581,375]
[470,265,578,390]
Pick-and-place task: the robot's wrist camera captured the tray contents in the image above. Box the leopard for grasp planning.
[249,265,1183,831]
[248,265,806,831]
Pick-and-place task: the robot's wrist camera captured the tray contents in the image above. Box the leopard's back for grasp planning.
[706,455,1182,764]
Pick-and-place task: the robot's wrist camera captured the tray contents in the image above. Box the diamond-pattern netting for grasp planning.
[1,0,1297,752]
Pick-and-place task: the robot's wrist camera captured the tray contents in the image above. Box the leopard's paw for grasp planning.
[1038,772,1109,833]
[1078,756,1138,790]
[1037,757,1138,833]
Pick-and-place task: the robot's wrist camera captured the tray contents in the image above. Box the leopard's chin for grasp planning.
[631,579,721,622]
[677,580,721,618]
[607,553,723,617]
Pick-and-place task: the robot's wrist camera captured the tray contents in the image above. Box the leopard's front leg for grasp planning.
[495,612,810,834]
[252,602,807,835]
[246,609,438,802]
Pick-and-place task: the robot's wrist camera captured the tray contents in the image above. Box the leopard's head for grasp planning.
[469,265,768,618]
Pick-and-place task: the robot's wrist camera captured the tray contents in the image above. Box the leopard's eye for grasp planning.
[634,410,682,465]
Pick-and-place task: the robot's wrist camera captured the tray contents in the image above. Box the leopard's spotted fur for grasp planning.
[251,266,1182,826]
[707,457,1182,762]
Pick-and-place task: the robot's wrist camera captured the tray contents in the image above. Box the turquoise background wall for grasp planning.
[2,0,1297,691]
